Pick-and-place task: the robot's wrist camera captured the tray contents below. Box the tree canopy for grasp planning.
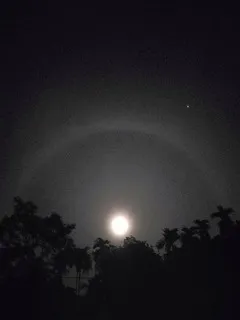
[0,198,239,320]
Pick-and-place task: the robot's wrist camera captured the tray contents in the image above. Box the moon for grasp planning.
[111,215,129,236]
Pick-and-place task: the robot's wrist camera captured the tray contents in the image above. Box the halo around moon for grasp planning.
[17,120,215,201]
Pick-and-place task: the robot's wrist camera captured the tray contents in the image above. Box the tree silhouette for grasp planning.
[211,205,234,237]
[92,237,113,274]
[1,198,240,320]
[93,237,111,251]
[74,247,92,295]
[156,228,179,254]
[193,219,210,241]
[0,198,79,286]
[180,226,197,247]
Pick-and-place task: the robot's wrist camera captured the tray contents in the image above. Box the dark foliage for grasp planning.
[0,198,239,320]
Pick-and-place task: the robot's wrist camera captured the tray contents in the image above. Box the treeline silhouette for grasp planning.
[0,197,240,320]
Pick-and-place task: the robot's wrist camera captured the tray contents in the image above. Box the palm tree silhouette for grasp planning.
[156,228,179,254]
[180,226,197,247]
[193,219,210,241]
[211,206,234,237]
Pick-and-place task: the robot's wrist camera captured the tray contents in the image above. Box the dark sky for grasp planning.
[1,3,239,246]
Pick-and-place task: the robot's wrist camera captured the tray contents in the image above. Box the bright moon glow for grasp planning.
[111,216,129,236]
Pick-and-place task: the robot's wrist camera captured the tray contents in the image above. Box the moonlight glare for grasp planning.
[111,215,129,236]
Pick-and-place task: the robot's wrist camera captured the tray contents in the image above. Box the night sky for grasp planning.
[1,3,239,246]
